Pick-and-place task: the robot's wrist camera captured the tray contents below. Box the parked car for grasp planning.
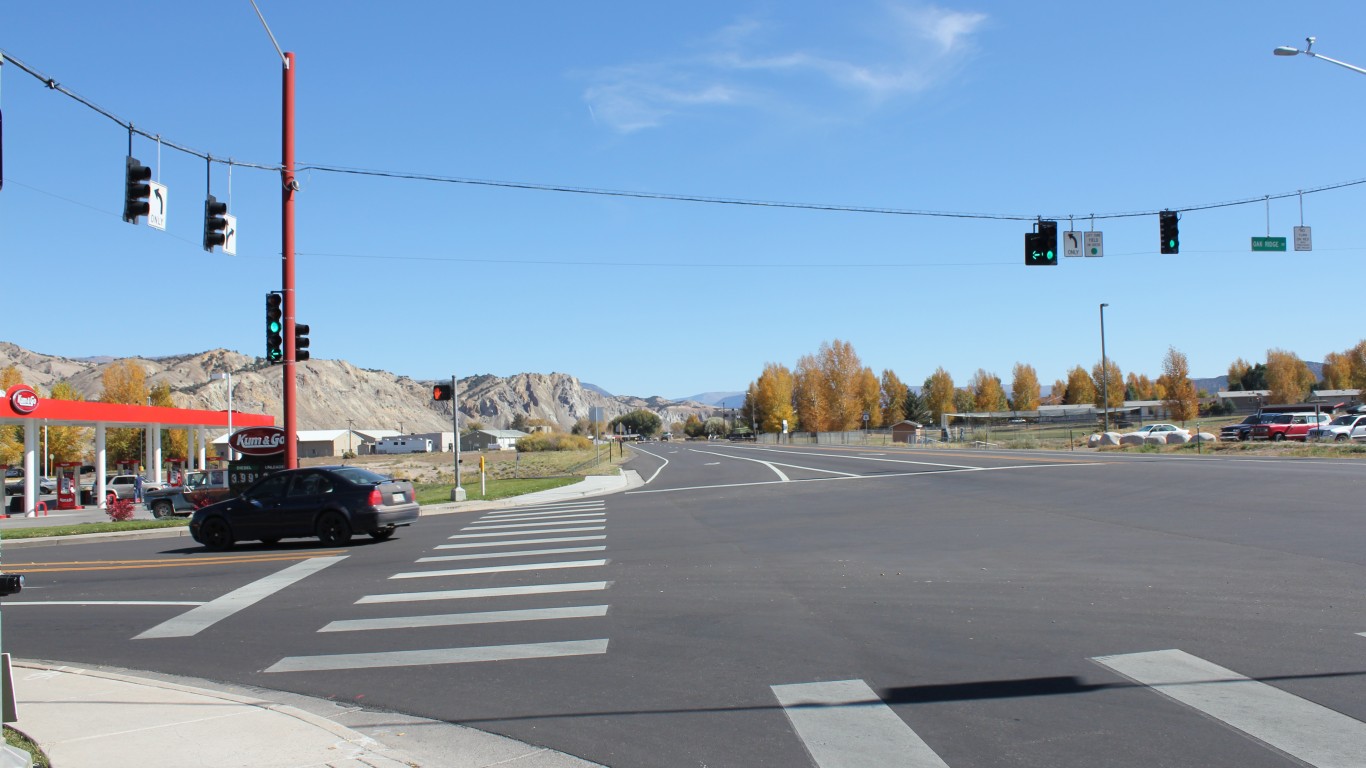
[189,466,420,550]
[1131,423,1191,440]
[1220,414,1267,442]
[1306,413,1366,442]
[100,474,159,503]
[1249,412,1331,442]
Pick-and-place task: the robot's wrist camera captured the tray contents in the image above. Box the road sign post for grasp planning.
[1293,226,1312,251]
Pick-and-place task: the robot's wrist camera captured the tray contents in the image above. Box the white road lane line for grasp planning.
[464,518,605,531]
[627,445,670,484]
[265,639,610,673]
[772,679,950,768]
[448,526,605,538]
[320,605,610,633]
[1093,649,1366,767]
[357,581,610,604]
[474,512,606,523]
[436,535,606,550]
[725,444,982,470]
[4,601,206,607]
[691,448,860,479]
[483,502,606,514]
[390,559,608,580]
[418,546,606,563]
[626,463,1102,495]
[134,556,347,640]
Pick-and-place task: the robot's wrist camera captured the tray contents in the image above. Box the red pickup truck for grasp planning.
[1249,412,1331,442]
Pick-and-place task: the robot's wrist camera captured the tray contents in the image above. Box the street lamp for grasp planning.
[210,372,233,460]
[1099,303,1110,434]
[1274,37,1366,76]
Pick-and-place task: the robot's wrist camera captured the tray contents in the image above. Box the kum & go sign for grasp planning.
[228,426,287,456]
[3,385,40,415]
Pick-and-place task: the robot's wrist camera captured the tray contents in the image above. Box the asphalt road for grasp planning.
[4,443,1366,767]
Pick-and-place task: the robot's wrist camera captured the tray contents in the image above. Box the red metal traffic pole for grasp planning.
[282,51,298,470]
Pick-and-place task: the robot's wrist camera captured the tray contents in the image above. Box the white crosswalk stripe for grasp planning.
[1093,648,1366,767]
[269,499,615,674]
[772,679,950,768]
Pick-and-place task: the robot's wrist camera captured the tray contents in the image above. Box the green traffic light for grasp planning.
[268,321,281,333]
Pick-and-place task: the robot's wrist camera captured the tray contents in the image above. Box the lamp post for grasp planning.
[210,372,233,460]
[1099,303,1110,434]
[1274,37,1366,76]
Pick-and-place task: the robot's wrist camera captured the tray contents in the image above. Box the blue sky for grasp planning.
[2,2,1363,399]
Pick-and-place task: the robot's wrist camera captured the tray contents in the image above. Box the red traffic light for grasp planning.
[433,384,453,401]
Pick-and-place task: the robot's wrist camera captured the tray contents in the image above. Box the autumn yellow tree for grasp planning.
[879,370,908,426]
[101,360,150,463]
[44,382,92,464]
[1063,366,1096,405]
[0,366,23,465]
[1227,358,1252,391]
[1009,363,1039,411]
[970,369,1007,412]
[1320,351,1351,390]
[855,367,881,428]
[1045,378,1067,405]
[1125,372,1156,400]
[953,388,975,413]
[750,362,796,434]
[1158,347,1198,422]
[1264,348,1315,404]
[922,368,955,425]
[1091,359,1124,409]
[792,340,865,432]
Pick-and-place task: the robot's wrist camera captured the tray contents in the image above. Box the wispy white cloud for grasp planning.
[582,3,988,132]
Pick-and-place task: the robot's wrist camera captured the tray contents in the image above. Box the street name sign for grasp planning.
[1251,237,1287,252]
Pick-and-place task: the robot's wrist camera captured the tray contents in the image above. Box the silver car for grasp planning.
[1306,413,1366,442]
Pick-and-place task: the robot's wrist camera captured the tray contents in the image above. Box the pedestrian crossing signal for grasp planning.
[433,384,453,401]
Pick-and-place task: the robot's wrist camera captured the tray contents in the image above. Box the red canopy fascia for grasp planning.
[1,384,274,429]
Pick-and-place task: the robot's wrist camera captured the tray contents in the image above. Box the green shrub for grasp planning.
[517,433,592,452]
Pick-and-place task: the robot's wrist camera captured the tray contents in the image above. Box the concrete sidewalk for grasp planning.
[10,660,605,767]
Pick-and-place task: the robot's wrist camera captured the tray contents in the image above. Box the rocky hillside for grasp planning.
[0,343,714,433]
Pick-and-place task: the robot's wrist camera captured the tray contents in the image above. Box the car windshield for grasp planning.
[330,467,391,485]
[1329,416,1354,426]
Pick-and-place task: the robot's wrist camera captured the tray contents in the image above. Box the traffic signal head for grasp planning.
[265,292,283,364]
[123,157,152,223]
[203,195,229,251]
[433,384,453,401]
[294,323,310,362]
[1160,210,1179,254]
[1025,220,1059,266]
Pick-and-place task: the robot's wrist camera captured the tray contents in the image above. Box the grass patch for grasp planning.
[0,519,188,540]
[6,725,50,767]
[416,476,581,503]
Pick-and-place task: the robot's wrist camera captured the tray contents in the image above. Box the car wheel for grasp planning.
[370,526,396,541]
[1335,434,1348,442]
[259,537,281,546]
[198,517,234,551]
[1271,433,1285,442]
[151,500,175,519]
[316,511,352,546]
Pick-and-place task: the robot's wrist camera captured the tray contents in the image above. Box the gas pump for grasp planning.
[165,458,186,487]
[55,461,82,511]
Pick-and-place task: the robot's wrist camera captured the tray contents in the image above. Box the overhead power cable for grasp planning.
[4,46,1366,223]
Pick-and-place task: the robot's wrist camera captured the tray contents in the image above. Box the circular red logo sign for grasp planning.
[8,385,39,414]
[228,426,287,456]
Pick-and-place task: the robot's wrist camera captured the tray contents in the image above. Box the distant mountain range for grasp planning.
[681,391,745,407]
[0,343,722,433]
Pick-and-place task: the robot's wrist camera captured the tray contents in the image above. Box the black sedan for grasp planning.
[189,466,420,550]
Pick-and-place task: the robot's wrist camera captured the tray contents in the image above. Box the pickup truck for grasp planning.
[143,469,232,519]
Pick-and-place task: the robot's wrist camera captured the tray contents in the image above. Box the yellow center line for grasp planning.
[1,550,347,574]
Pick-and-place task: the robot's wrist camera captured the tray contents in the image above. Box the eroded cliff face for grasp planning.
[0,343,713,432]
